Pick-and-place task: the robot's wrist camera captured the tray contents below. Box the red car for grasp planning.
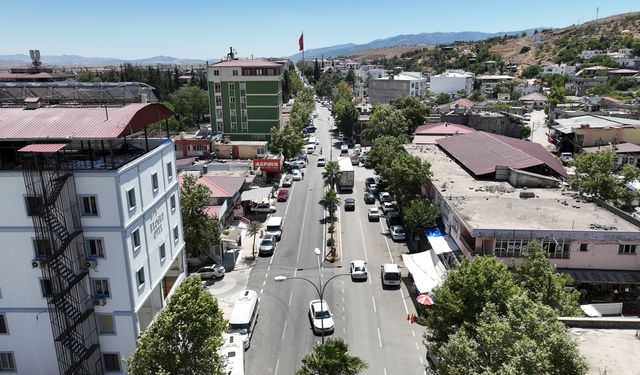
[277,189,289,202]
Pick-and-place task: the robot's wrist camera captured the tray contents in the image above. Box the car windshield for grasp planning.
[229,323,249,334]
[261,239,272,245]
[395,228,405,234]
[354,266,365,272]
[315,310,331,319]
[266,225,280,232]
[386,273,400,280]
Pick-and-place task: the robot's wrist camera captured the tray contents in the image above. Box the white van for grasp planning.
[265,216,283,241]
[220,333,245,375]
[381,263,401,287]
[307,136,318,146]
[306,144,315,154]
[229,290,260,350]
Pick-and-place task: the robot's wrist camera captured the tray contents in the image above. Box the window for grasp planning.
[216,121,224,132]
[159,243,166,262]
[256,69,263,76]
[215,96,222,107]
[132,229,141,250]
[173,226,179,243]
[93,279,110,298]
[127,188,136,210]
[151,173,159,192]
[25,195,42,216]
[240,82,246,90]
[216,109,223,119]
[103,353,121,372]
[136,267,145,287]
[619,244,637,254]
[170,194,176,211]
[81,196,98,216]
[86,239,104,258]
[166,162,173,180]
[240,96,246,104]
[230,109,236,117]
[213,70,219,76]
[33,238,53,258]
[232,70,238,76]
[0,315,6,334]
[214,82,221,92]
[241,109,247,117]
[242,121,249,131]
[230,96,235,104]
[40,279,54,298]
[579,243,588,252]
[231,122,237,131]
[97,315,115,334]
[0,353,15,372]
[229,82,235,91]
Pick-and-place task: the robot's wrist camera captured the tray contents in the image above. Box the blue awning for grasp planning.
[425,227,445,237]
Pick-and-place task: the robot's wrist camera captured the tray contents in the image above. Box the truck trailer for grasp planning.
[337,157,354,191]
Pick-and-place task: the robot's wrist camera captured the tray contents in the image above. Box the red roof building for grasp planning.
[413,122,476,144]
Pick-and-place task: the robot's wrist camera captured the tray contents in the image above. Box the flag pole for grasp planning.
[302,30,305,64]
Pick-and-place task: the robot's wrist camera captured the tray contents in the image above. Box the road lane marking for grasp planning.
[412,330,416,337]
[288,291,293,306]
[356,214,369,262]
[265,272,269,279]
[293,185,312,276]
[269,255,274,265]
[419,356,424,364]
[262,280,266,287]
[260,288,263,295]
[372,296,377,312]
[281,321,287,340]
[384,368,387,375]
[416,342,420,350]
[377,327,383,348]
[399,288,409,315]
[283,182,295,218]
[378,219,394,263]
[274,358,280,375]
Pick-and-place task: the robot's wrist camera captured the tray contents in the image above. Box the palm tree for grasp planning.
[246,221,261,260]
[320,188,341,224]
[296,338,368,375]
[322,161,343,191]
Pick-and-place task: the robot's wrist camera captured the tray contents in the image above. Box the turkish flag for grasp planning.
[299,33,304,51]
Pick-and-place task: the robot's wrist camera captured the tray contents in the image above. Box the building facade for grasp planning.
[207,60,283,141]
[0,104,186,374]
[429,70,474,95]
[368,72,427,105]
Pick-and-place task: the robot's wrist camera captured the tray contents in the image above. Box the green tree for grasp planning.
[402,199,438,238]
[522,64,541,79]
[380,153,432,203]
[75,69,102,82]
[313,58,321,82]
[512,242,581,316]
[391,96,430,132]
[332,97,358,137]
[180,174,221,258]
[126,276,227,375]
[268,123,304,161]
[321,161,343,191]
[170,84,209,127]
[345,68,356,88]
[320,188,341,226]
[570,150,640,209]
[247,221,262,260]
[435,93,452,105]
[367,135,409,175]
[547,84,565,110]
[296,338,368,375]
[362,107,411,142]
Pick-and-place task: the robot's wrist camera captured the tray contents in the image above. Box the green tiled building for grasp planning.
[207,59,283,141]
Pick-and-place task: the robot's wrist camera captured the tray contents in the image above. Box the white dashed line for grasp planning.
[260,288,263,295]
[372,296,377,313]
[416,342,420,350]
[377,327,383,348]
[274,358,280,375]
[412,330,416,337]
[419,356,424,364]
[288,291,293,306]
[262,280,266,287]
[399,288,409,315]
[378,219,394,263]
[383,368,387,375]
[281,321,287,340]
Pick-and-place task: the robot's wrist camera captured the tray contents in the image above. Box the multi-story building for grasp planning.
[541,63,576,76]
[475,74,515,96]
[368,72,427,105]
[429,70,474,95]
[207,59,283,141]
[0,103,186,374]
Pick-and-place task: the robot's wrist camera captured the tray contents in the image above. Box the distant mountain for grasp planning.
[289,29,543,60]
[0,54,208,67]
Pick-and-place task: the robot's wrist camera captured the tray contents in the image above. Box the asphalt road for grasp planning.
[244,102,426,374]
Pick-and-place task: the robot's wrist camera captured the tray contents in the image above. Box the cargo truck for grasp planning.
[337,157,354,191]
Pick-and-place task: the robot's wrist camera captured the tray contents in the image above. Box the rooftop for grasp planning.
[519,92,548,102]
[582,142,640,154]
[405,144,640,234]
[476,74,515,80]
[377,72,424,81]
[432,70,474,78]
[414,122,476,136]
[211,59,281,68]
[554,115,640,134]
[569,329,640,375]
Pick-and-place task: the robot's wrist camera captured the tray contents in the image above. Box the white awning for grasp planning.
[240,187,273,202]
[402,251,447,294]
[427,234,459,255]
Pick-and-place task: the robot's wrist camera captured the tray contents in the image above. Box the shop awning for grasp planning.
[558,268,640,285]
[402,251,447,294]
[240,187,273,202]
[427,234,459,255]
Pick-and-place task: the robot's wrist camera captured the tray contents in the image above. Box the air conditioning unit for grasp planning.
[31,260,43,268]
[93,298,106,306]
[84,260,98,269]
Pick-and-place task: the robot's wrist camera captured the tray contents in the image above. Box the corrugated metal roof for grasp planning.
[198,175,245,198]
[554,115,640,134]
[413,135,446,145]
[436,131,567,178]
[414,122,476,136]
[583,143,640,154]
[0,103,173,141]
[18,143,68,153]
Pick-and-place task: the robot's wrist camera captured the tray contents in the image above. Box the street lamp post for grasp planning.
[274,248,350,345]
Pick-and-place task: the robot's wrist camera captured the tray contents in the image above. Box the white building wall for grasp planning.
[429,71,474,95]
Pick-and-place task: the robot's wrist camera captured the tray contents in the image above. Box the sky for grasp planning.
[1,0,638,60]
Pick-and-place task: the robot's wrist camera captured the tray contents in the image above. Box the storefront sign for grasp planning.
[149,208,165,240]
[253,158,281,173]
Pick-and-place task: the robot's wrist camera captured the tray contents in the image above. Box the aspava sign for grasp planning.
[149,207,165,240]
[252,158,281,173]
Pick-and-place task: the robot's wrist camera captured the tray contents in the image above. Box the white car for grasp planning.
[350,260,368,280]
[308,299,335,334]
[199,264,225,279]
[378,192,392,203]
[252,202,276,213]
[317,156,326,167]
[282,176,293,187]
[390,225,406,241]
[259,234,277,255]
[292,169,302,181]
[340,144,349,154]
[368,208,381,222]
[382,201,396,215]
[306,145,315,154]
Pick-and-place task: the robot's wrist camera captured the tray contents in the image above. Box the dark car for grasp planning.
[344,198,356,211]
[277,189,289,202]
[364,192,375,204]
[365,177,376,186]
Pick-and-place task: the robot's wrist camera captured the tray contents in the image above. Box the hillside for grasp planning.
[351,45,430,61]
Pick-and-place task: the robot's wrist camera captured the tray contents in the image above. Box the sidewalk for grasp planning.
[205,221,262,319]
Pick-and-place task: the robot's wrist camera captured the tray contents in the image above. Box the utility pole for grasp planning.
[596,7,599,21]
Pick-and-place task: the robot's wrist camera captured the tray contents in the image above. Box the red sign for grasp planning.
[253,158,281,173]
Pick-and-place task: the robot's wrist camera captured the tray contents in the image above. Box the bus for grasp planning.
[228,290,260,350]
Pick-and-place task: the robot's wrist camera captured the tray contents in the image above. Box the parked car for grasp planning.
[382,201,397,215]
[306,144,315,154]
[277,189,289,202]
[344,198,355,211]
[368,183,379,195]
[282,176,293,187]
[251,202,276,213]
[199,264,225,279]
[292,169,302,181]
[317,155,326,167]
[560,152,573,165]
[308,299,335,334]
[340,144,349,154]
[365,177,376,186]
[368,208,381,222]
[378,192,392,203]
[389,225,406,241]
[350,260,368,280]
[364,192,375,204]
[259,234,277,256]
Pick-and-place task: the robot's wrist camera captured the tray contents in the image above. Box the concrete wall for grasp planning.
[368,79,410,105]
[577,127,640,147]
[442,113,524,138]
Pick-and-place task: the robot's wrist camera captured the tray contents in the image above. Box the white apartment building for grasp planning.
[0,103,186,374]
[475,74,515,95]
[358,65,387,81]
[429,69,475,95]
[368,72,427,105]
[541,63,576,76]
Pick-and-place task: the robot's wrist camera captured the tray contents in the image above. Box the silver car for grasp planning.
[390,225,406,241]
[199,264,225,279]
[259,234,277,256]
